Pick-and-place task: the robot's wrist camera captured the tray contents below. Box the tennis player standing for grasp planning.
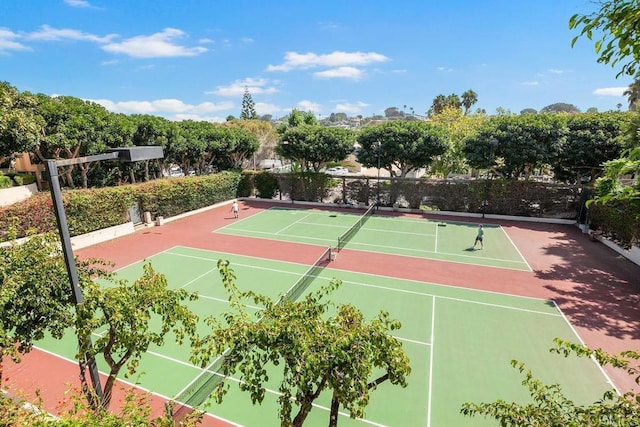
[473,224,484,249]
[231,200,239,219]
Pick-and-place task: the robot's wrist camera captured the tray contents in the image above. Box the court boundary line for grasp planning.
[500,224,533,271]
[552,300,620,395]
[161,248,551,313]
[427,296,435,427]
[165,246,549,304]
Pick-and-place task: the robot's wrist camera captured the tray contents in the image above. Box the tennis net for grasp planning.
[337,202,376,250]
[279,246,333,303]
[173,247,333,418]
[172,349,230,419]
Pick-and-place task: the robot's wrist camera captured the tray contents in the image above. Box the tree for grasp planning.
[77,261,199,409]
[384,107,402,118]
[540,103,580,114]
[277,125,355,172]
[623,79,640,111]
[428,106,487,176]
[428,94,462,117]
[356,120,449,178]
[0,82,42,162]
[192,260,411,427]
[462,339,640,425]
[0,230,74,383]
[240,87,257,120]
[586,107,599,113]
[570,0,640,78]
[461,89,478,115]
[464,114,566,179]
[553,112,628,183]
[520,108,538,115]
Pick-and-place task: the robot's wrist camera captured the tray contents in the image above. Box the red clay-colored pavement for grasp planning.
[5,199,640,424]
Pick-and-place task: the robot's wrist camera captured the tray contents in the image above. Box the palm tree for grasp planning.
[623,79,640,111]
[461,89,478,115]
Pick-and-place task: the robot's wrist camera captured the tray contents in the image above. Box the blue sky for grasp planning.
[0,0,632,122]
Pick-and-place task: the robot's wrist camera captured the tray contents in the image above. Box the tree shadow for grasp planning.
[535,231,640,340]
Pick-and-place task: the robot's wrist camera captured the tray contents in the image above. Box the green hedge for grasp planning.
[137,172,241,218]
[0,172,241,242]
[587,198,640,249]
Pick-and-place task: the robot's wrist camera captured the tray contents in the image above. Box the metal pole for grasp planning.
[45,160,104,403]
[376,142,381,209]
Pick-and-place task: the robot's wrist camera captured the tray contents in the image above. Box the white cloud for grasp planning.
[0,28,30,53]
[313,66,363,80]
[297,100,322,112]
[26,25,116,43]
[335,101,369,114]
[89,98,234,117]
[101,59,118,66]
[548,68,571,74]
[593,87,626,96]
[522,81,539,86]
[199,38,215,44]
[241,37,254,43]
[102,28,207,58]
[436,66,453,72]
[267,51,388,72]
[255,102,281,115]
[209,77,278,97]
[65,0,91,7]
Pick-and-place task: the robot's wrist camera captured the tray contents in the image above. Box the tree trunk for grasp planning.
[129,169,136,184]
[328,394,340,427]
[292,400,314,427]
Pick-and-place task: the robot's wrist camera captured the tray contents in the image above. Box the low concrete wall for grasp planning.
[70,222,135,250]
[596,235,640,266]
[0,183,38,207]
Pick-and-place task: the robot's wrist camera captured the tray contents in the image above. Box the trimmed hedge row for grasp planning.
[0,172,241,242]
[587,198,640,249]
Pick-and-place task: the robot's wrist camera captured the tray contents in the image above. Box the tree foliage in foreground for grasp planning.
[192,260,411,427]
[0,230,74,383]
[570,0,640,78]
[461,338,640,426]
[77,261,199,409]
[0,385,203,426]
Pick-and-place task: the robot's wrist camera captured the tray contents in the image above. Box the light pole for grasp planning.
[44,146,163,406]
[375,141,381,209]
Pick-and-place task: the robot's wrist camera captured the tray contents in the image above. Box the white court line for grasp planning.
[500,224,533,272]
[219,227,334,244]
[427,296,436,427]
[552,300,620,395]
[345,240,529,266]
[33,345,242,426]
[434,222,439,253]
[340,279,561,317]
[165,247,551,307]
[274,212,314,234]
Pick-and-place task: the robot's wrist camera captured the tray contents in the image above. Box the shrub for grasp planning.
[0,175,12,189]
[236,171,255,197]
[0,172,242,242]
[255,171,278,198]
[13,174,35,186]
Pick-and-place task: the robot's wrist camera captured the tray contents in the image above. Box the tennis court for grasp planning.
[214,206,531,271]
[36,245,612,426]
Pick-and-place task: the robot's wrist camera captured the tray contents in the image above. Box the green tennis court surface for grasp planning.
[215,207,531,271]
[36,246,610,426]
